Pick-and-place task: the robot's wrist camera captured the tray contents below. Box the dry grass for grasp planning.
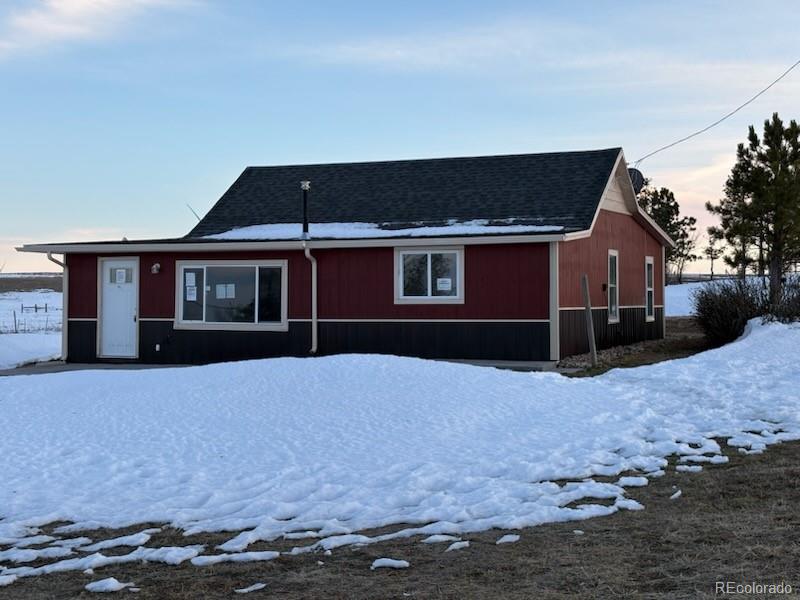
[0,276,61,294]
[564,317,714,378]
[2,440,799,599]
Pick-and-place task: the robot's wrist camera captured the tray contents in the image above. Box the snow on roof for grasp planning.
[203,220,564,241]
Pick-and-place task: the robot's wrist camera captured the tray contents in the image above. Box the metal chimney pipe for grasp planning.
[300,180,311,238]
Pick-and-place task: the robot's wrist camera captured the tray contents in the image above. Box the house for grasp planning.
[19,148,673,365]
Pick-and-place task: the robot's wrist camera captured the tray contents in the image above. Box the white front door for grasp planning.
[99,258,138,358]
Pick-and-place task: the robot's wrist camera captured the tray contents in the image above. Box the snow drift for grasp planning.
[0,321,798,580]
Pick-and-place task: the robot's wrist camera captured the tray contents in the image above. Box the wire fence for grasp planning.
[0,302,63,334]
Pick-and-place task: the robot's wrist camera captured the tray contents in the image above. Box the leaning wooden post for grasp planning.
[581,274,598,367]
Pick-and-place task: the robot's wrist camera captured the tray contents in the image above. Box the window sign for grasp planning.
[185,286,197,302]
[185,272,196,287]
[115,268,127,284]
[436,277,452,291]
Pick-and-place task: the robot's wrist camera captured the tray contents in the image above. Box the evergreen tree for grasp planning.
[713,113,800,303]
[637,182,699,282]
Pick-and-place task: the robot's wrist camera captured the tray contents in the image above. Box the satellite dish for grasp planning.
[628,167,645,194]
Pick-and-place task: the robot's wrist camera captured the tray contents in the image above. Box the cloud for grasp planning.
[287,19,588,72]
[0,0,189,59]
[287,18,800,102]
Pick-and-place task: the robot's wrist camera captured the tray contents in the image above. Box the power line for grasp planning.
[634,58,800,167]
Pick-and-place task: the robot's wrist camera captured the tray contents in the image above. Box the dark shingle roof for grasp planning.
[186,148,621,239]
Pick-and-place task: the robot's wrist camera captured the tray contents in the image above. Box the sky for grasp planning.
[1,0,798,273]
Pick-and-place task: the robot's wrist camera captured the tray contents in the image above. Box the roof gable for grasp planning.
[187,148,622,239]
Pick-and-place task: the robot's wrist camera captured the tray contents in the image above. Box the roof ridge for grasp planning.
[244,147,622,170]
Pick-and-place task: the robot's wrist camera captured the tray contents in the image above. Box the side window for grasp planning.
[109,268,133,284]
[396,249,463,303]
[608,250,619,323]
[645,256,655,321]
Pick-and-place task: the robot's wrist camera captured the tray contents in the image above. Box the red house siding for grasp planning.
[316,243,550,320]
[67,251,312,320]
[64,242,553,364]
[559,210,664,309]
[68,244,550,321]
[557,209,665,358]
[136,250,311,320]
[66,253,98,318]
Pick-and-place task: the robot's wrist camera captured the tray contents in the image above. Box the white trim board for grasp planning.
[287,318,550,323]
[548,241,559,361]
[559,305,664,311]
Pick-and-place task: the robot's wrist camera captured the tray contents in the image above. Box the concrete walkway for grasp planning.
[1,359,578,377]
[0,361,187,377]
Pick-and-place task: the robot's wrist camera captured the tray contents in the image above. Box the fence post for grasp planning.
[13,310,18,334]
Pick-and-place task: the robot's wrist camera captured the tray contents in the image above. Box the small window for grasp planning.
[608,250,619,323]
[396,248,463,303]
[109,268,133,284]
[645,256,655,322]
[177,261,287,330]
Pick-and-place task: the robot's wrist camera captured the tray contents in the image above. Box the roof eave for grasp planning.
[17,231,569,254]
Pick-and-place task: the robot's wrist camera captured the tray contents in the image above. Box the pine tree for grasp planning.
[720,113,800,303]
[637,182,698,283]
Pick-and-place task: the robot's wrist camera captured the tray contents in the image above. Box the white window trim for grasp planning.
[645,255,655,322]
[174,259,288,331]
[608,249,619,324]
[394,247,465,305]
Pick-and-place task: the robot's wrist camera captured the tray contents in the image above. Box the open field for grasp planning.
[0,275,62,294]
[2,439,797,599]
[0,277,62,368]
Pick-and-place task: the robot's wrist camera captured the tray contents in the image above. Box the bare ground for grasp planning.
[1,439,799,599]
[560,317,714,377]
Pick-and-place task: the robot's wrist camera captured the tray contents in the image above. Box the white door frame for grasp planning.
[97,256,140,359]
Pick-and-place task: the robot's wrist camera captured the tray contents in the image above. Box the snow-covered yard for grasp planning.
[0,321,798,586]
[664,281,706,316]
[0,290,62,369]
[0,290,62,334]
[0,334,61,371]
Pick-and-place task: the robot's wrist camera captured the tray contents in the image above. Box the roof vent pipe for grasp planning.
[300,180,311,239]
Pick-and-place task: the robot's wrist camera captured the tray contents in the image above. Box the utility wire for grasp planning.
[634,58,800,167]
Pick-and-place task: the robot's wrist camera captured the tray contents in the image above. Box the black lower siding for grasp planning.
[67,320,551,364]
[66,320,97,363]
[318,321,549,361]
[138,321,312,364]
[559,307,665,359]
